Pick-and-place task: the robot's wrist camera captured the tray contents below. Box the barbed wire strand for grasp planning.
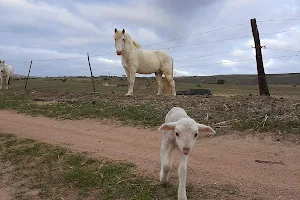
[4,35,253,63]
[3,28,300,63]
[26,54,300,76]
[142,23,249,47]
[176,54,300,70]
[92,53,300,71]
[31,48,253,71]
[143,18,300,47]
[257,18,300,23]
[175,48,253,61]
[85,28,300,57]
[264,47,300,53]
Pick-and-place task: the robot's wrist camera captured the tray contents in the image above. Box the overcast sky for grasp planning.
[0,0,300,77]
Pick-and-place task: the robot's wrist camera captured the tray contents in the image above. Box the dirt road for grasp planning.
[0,110,299,199]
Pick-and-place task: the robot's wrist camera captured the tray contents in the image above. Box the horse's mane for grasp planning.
[124,33,142,49]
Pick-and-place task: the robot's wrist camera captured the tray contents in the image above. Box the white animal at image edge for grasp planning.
[158,107,216,200]
[0,60,15,90]
[114,28,176,96]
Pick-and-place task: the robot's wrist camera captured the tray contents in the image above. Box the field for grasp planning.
[1,74,300,200]
[4,75,300,136]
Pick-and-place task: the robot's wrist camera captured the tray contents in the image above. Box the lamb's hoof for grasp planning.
[178,196,188,200]
[161,182,169,188]
[5,87,8,90]
[125,93,133,96]
[160,174,169,185]
[160,179,169,187]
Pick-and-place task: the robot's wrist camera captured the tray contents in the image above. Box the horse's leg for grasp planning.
[8,77,11,89]
[155,72,163,95]
[124,68,130,94]
[165,72,176,96]
[164,76,171,95]
[5,76,9,89]
[0,76,3,89]
[126,68,136,96]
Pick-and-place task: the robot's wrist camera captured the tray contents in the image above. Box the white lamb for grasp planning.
[158,107,216,200]
[0,60,14,89]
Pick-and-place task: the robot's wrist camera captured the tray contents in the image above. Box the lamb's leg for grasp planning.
[155,72,163,95]
[178,154,188,200]
[160,138,173,184]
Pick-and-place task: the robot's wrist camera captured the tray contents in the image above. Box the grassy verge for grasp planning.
[0,133,243,200]
[0,89,299,139]
[0,91,163,127]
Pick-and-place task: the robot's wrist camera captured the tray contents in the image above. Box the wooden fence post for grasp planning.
[87,53,96,93]
[24,60,33,90]
[250,18,270,96]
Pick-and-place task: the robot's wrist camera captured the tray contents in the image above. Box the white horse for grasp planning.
[114,28,176,96]
[0,60,14,89]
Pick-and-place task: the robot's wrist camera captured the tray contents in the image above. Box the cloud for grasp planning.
[96,58,121,65]
[174,69,191,77]
[0,0,300,78]
[221,60,238,66]
[75,1,171,29]
[0,0,101,35]
[231,49,247,56]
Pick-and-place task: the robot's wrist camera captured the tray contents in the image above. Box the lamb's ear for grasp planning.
[197,124,215,135]
[114,28,117,33]
[158,122,177,132]
[122,29,125,34]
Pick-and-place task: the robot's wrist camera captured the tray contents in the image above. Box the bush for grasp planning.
[217,80,225,84]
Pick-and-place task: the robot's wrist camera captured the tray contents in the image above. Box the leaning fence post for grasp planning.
[250,18,270,96]
[87,53,96,93]
[24,60,33,90]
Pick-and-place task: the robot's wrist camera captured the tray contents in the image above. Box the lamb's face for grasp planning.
[158,118,216,156]
[174,119,199,155]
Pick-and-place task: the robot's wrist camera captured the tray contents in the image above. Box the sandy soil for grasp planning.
[0,110,299,200]
[0,162,13,200]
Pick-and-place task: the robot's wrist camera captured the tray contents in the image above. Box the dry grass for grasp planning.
[1,77,300,141]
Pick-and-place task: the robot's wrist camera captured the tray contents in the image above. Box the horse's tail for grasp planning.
[171,57,174,78]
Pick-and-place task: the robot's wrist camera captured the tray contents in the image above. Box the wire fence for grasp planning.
[1,18,300,92]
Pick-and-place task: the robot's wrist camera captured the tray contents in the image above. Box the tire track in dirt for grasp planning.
[0,110,299,200]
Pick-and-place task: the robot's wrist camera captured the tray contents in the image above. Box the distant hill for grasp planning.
[174,73,300,85]
[12,73,300,86]
[14,74,39,79]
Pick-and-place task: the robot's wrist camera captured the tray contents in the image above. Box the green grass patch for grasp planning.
[0,133,243,199]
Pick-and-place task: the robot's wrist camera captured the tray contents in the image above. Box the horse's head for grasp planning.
[0,66,4,73]
[0,61,5,73]
[114,28,126,56]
